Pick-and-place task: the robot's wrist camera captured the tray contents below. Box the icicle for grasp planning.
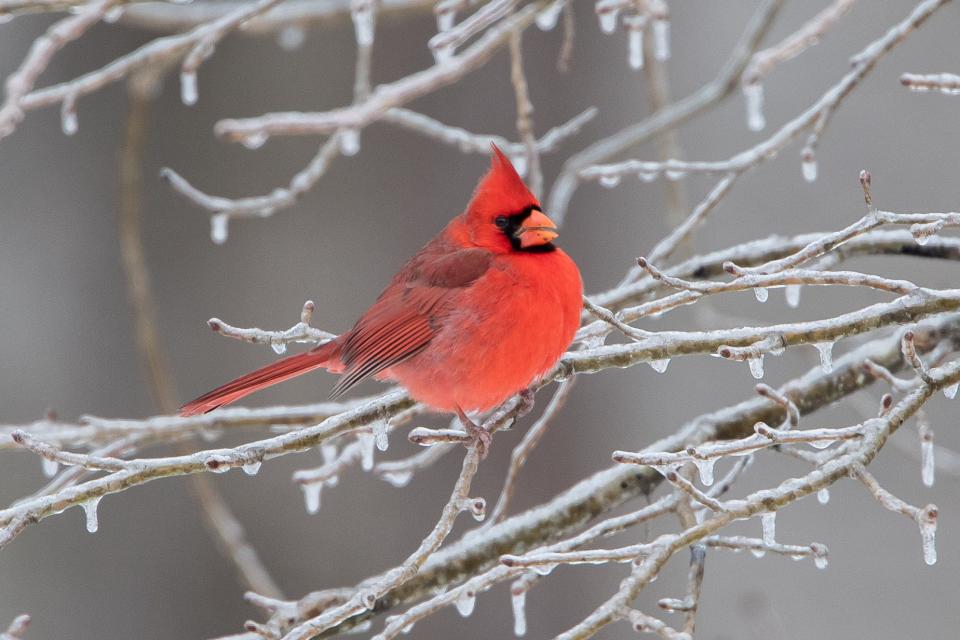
[401,620,415,634]
[302,482,322,514]
[82,496,102,533]
[761,512,776,545]
[743,82,765,132]
[817,488,830,505]
[381,470,413,487]
[754,287,768,303]
[652,18,670,61]
[278,25,307,51]
[321,444,338,464]
[210,213,229,245]
[648,358,670,373]
[104,5,124,22]
[531,562,557,576]
[511,590,527,637]
[242,461,262,476]
[918,506,937,565]
[801,150,818,183]
[749,546,766,558]
[599,173,621,188]
[358,432,375,471]
[61,96,78,136]
[944,383,958,399]
[180,69,198,106]
[42,457,59,478]
[921,430,935,488]
[628,25,644,70]
[748,354,764,379]
[598,8,619,34]
[811,543,829,569]
[339,128,361,156]
[432,42,455,64]
[436,9,455,32]
[813,342,833,373]
[350,1,375,47]
[692,457,716,486]
[241,132,268,149]
[455,591,476,617]
[536,0,563,31]
[784,284,802,308]
[372,421,389,452]
[271,340,287,355]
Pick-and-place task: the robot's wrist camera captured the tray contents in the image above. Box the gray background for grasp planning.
[1,1,959,638]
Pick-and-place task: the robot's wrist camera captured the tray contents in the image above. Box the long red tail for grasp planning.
[179,341,339,416]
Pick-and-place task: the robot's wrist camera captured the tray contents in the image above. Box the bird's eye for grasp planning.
[494,216,509,229]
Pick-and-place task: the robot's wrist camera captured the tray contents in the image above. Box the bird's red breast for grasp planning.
[180,146,583,417]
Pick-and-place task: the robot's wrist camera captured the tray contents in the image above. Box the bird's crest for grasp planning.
[466,144,539,221]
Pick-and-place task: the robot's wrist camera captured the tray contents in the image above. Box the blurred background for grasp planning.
[1,1,959,638]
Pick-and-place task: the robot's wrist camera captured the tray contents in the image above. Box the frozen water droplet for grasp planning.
[692,457,715,486]
[339,128,361,156]
[536,0,562,31]
[358,432,375,471]
[401,620,415,634]
[808,438,832,450]
[743,82,765,132]
[748,355,764,379]
[436,9,455,32]
[381,470,413,487]
[749,547,766,558]
[511,590,527,637]
[372,421,389,452]
[598,8,619,34]
[271,340,287,355]
[61,99,78,136]
[637,170,659,182]
[210,213,229,245]
[531,562,557,576]
[42,457,59,478]
[326,473,339,487]
[104,5,124,22]
[761,512,776,545]
[814,342,833,373]
[455,591,476,617]
[811,543,829,569]
[351,2,375,47]
[785,284,802,308]
[242,461,262,476]
[599,173,621,188]
[649,358,670,374]
[754,287,769,303]
[628,28,643,70]
[664,169,687,181]
[922,438,935,488]
[920,510,937,565]
[242,132,268,149]
[82,496,102,533]
[817,488,830,505]
[302,482,322,514]
[277,25,306,50]
[802,157,818,182]
[943,382,958,399]
[652,18,670,61]
[180,70,198,106]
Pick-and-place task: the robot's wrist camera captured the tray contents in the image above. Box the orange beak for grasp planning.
[515,209,559,248]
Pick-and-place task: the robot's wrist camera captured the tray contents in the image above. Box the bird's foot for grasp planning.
[456,407,491,459]
[517,388,536,418]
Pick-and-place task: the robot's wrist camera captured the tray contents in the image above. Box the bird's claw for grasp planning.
[457,407,491,459]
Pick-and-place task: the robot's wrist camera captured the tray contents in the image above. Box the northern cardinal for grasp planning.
[181,146,583,450]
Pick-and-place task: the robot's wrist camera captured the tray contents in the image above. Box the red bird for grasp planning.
[181,146,583,449]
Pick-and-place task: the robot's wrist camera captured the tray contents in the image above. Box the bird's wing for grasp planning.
[330,247,492,398]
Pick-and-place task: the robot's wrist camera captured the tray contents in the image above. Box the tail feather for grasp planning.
[180,342,339,416]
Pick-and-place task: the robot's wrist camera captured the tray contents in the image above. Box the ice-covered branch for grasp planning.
[900,72,960,96]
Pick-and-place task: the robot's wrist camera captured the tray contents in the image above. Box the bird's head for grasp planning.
[462,144,559,254]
